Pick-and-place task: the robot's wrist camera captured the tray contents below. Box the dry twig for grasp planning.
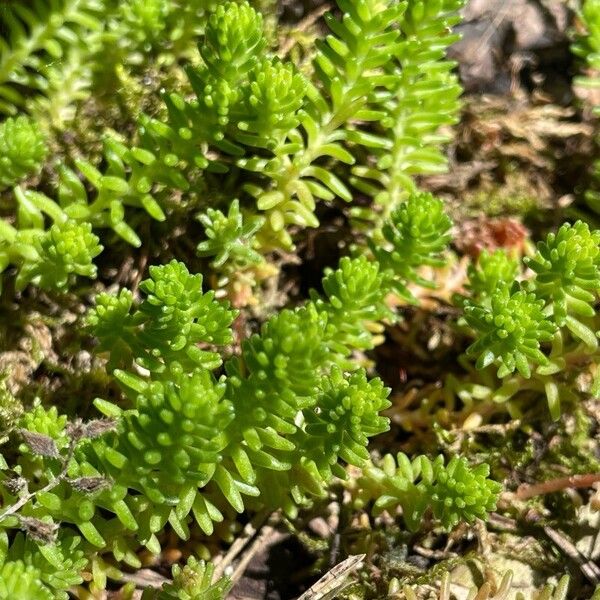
[544,526,600,585]
[212,510,274,582]
[517,473,600,500]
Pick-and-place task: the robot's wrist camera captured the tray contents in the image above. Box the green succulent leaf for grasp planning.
[145,555,232,600]
[525,221,600,332]
[197,199,265,270]
[371,191,453,301]
[465,249,521,303]
[0,116,47,189]
[464,288,557,379]
[17,220,103,291]
[357,453,501,531]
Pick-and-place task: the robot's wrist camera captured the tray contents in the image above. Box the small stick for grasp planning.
[229,519,279,585]
[296,554,366,600]
[212,510,272,582]
[0,435,77,521]
[120,568,168,589]
[488,512,518,532]
[544,526,600,584]
[516,473,600,500]
[413,545,457,560]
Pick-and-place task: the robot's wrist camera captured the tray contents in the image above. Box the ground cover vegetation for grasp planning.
[0,0,599,597]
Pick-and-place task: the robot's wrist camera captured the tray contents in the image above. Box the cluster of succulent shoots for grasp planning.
[0,190,503,597]
[453,221,600,420]
[0,0,463,297]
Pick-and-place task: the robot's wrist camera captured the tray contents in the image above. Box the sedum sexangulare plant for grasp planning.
[0,1,529,597]
[453,221,600,420]
[0,0,465,297]
[0,194,502,596]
